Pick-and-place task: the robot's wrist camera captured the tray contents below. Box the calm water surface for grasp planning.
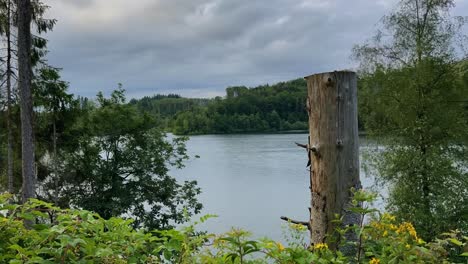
[172,133,383,241]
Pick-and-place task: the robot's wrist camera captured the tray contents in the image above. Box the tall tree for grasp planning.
[0,0,55,195]
[17,0,34,202]
[0,0,17,194]
[5,0,13,194]
[354,0,468,239]
[33,67,73,203]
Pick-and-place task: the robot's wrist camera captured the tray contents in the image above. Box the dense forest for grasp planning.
[130,79,309,135]
[129,94,211,129]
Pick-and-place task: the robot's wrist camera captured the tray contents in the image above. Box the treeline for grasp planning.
[131,79,309,135]
[129,94,211,128]
[129,94,211,117]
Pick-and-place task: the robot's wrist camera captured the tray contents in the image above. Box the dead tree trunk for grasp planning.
[305,71,360,249]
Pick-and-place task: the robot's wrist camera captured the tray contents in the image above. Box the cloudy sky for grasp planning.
[41,0,468,99]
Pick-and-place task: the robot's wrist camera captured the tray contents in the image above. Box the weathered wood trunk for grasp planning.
[305,71,360,248]
[18,0,35,202]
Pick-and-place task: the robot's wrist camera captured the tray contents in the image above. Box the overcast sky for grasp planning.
[40,0,468,99]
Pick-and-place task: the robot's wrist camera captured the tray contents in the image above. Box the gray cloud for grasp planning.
[40,0,466,98]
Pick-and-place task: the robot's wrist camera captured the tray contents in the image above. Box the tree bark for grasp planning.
[6,0,14,194]
[17,0,35,202]
[305,71,360,249]
[52,120,59,203]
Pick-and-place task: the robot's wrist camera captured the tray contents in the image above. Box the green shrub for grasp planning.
[0,193,466,263]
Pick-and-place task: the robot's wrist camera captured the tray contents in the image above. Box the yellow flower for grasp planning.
[383,230,388,237]
[277,242,285,251]
[313,243,328,250]
[417,238,425,244]
[396,222,418,240]
[405,244,411,249]
[369,257,380,264]
[382,213,396,222]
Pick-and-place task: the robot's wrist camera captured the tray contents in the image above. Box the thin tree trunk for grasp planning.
[17,0,35,202]
[6,0,15,195]
[305,71,360,250]
[53,120,59,203]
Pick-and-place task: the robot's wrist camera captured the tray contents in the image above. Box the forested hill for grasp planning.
[129,94,211,128]
[130,78,309,135]
[129,59,468,136]
[129,94,211,117]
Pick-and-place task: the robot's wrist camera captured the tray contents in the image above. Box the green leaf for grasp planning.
[96,247,113,257]
[449,238,463,246]
[9,244,25,254]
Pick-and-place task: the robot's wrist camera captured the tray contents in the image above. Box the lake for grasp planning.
[172,133,384,241]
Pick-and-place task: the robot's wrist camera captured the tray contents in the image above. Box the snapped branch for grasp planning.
[280,216,311,230]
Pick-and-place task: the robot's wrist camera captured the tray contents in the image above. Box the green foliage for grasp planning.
[129,95,211,129]
[0,194,171,263]
[130,79,309,135]
[130,94,209,117]
[33,67,76,154]
[175,79,308,135]
[0,193,466,263]
[354,0,468,240]
[2,70,203,231]
[36,88,202,230]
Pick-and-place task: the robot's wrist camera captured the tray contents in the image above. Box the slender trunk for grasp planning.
[420,135,433,237]
[6,0,14,194]
[18,0,35,202]
[53,120,58,203]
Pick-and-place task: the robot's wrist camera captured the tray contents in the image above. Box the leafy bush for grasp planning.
[0,193,466,263]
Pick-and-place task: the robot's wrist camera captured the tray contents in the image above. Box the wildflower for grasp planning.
[405,244,411,249]
[417,238,425,244]
[407,227,417,239]
[396,222,418,240]
[383,230,388,237]
[369,257,380,264]
[313,243,328,250]
[277,242,285,251]
[382,213,396,222]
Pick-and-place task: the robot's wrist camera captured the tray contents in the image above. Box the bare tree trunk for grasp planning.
[6,0,14,194]
[17,0,35,202]
[305,71,360,249]
[52,120,59,203]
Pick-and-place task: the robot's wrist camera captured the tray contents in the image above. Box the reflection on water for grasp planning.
[171,133,385,241]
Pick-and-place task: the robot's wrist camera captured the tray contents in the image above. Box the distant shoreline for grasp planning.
[171,130,368,136]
